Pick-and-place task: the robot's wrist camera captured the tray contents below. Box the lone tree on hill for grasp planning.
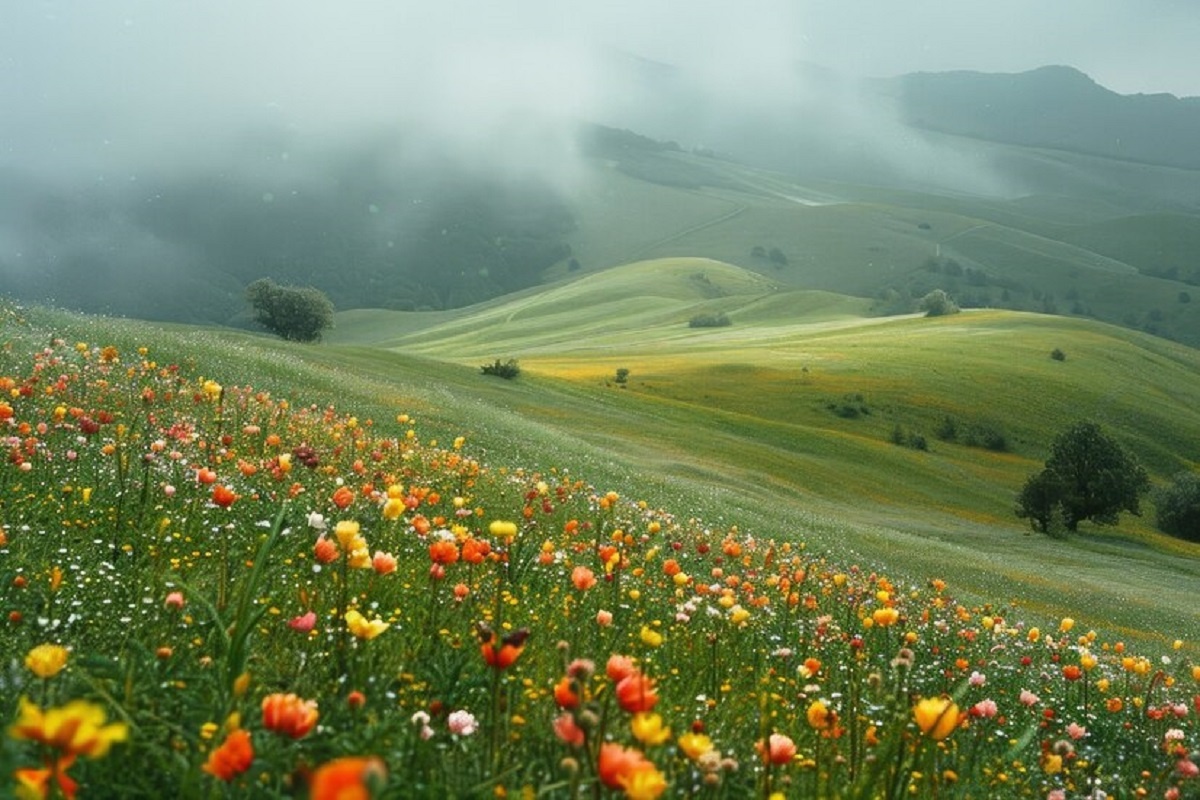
[1016,420,1149,534]
[1154,472,1200,542]
[246,279,334,343]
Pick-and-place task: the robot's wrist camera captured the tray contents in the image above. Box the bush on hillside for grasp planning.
[1016,420,1149,534]
[480,358,521,379]
[920,289,960,317]
[688,311,731,328]
[1154,472,1200,542]
[1051,348,1066,361]
[245,278,334,343]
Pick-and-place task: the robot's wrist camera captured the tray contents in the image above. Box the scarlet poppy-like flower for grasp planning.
[261,693,319,739]
[25,643,69,679]
[553,712,585,747]
[554,676,580,709]
[309,755,387,800]
[429,539,459,565]
[477,623,530,670]
[313,536,339,564]
[202,728,254,781]
[913,697,960,741]
[455,538,484,565]
[616,671,659,714]
[9,696,128,759]
[196,467,218,485]
[571,565,596,591]
[372,550,397,575]
[331,485,355,510]
[759,733,796,765]
[606,654,636,682]
[289,611,317,633]
[1062,664,1083,681]
[597,742,654,790]
[211,484,237,508]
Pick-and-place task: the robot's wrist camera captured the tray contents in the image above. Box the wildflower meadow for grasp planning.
[1,309,1197,798]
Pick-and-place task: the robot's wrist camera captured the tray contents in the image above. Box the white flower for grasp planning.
[447,709,478,736]
[307,511,327,531]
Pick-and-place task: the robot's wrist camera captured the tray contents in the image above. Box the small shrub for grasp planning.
[614,368,630,385]
[480,359,521,379]
[688,312,731,328]
[1154,472,1200,542]
[829,393,869,419]
[935,416,958,442]
[1050,348,1066,361]
[920,289,960,317]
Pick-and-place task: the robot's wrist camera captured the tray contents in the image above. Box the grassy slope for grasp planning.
[325,259,1200,649]
[540,145,1200,345]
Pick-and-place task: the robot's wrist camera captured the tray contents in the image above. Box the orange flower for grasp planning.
[554,676,580,709]
[371,551,397,575]
[461,538,490,564]
[806,700,835,731]
[261,693,319,739]
[571,565,596,591]
[15,756,78,800]
[309,756,387,800]
[477,623,530,670]
[203,728,254,781]
[429,540,459,566]
[314,536,339,564]
[1062,665,1083,681]
[759,733,796,765]
[553,712,585,747]
[331,485,355,510]
[211,485,237,508]
[606,654,636,682]
[615,671,659,714]
[597,742,654,790]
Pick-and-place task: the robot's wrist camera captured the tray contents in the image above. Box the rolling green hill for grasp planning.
[324,258,1200,644]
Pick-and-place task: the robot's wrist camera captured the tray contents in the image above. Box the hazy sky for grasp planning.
[3,0,1198,179]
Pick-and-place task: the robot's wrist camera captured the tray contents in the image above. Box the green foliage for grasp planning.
[688,311,732,328]
[828,393,870,419]
[245,279,334,342]
[480,358,521,379]
[1154,472,1200,542]
[1051,348,1066,361]
[890,424,928,450]
[614,367,630,385]
[1017,420,1150,533]
[919,289,960,317]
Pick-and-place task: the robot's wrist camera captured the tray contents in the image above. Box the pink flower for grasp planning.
[1066,722,1087,740]
[1176,758,1198,778]
[447,709,478,736]
[553,712,585,747]
[289,611,317,632]
[1019,689,1039,707]
[969,670,987,687]
[970,699,998,719]
[164,591,185,610]
[596,609,613,627]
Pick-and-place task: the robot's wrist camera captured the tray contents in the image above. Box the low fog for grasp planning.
[3,1,1199,321]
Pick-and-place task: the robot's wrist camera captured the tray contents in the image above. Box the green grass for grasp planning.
[323,262,1200,649]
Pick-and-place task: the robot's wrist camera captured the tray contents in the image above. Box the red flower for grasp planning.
[1063,665,1083,681]
[429,540,459,566]
[554,676,580,709]
[203,728,254,781]
[211,485,237,508]
[477,623,530,670]
[262,693,319,739]
[314,536,339,564]
[309,756,387,800]
[616,671,659,714]
[597,742,654,789]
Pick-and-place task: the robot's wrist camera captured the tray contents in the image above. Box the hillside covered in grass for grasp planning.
[2,294,1199,798]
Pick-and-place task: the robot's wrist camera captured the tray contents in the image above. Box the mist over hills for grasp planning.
[2,60,1199,344]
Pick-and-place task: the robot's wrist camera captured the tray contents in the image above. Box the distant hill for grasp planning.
[879,65,1200,170]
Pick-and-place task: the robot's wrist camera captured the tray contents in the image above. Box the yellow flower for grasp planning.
[806,699,834,731]
[1042,753,1063,774]
[639,626,664,648]
[729,605,751,625]
[25,644,69,679]
[9,697,128,758]
[677,732,715,761]
[620,767,667,800]
[381,497,405,520]
[335,520,362,551]
[345,609,389,640]
[630,713,671,747]
[912,697,959,741]
[872,607,899,627]
[1059,617,1074,633]
[202,380,222,401]
[489,520,519,542]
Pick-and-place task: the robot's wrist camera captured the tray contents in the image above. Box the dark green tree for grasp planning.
[1016,421,1149,533]
[1154,472,1200,542]
[246,279,334,342]
[919,289,959,317]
